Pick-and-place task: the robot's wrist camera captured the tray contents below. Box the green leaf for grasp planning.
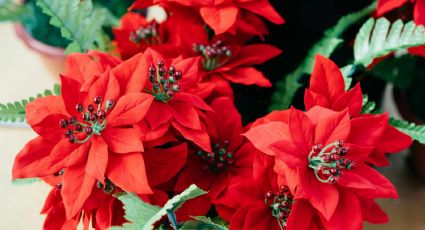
[270,1,377,110]
[53,83,61,96]
[354,18,425,67]
[361,94,376,114]
[113,184,207,230]
[35,0,109,53]
[389,117,425,144]
[0,85,58,124]
[0,0,28,22]
[181,216,229,230]
[11,178,41,185]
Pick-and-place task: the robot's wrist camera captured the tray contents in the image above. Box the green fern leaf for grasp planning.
[361,94,376,114]
[0,0,27,22]
[35,0,108,54]
[389,117,425,144]
[270,1,376,111]
[0,85,59,124]
[112,184,207,230]
[354,18,425,67]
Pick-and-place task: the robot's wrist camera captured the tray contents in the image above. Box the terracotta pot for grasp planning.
[393,88,425,181]
[14,23,65,77]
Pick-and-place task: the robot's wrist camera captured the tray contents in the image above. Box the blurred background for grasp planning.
[1,0,425,229]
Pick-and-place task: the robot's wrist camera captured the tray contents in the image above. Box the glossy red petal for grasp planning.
[26,95,67,126]
[169,101,201,130]
[107,93,154,127]
[225,44,282,68]
[145,101,173,130]
[60,75,83,116]
[321,190,362,230]
[288,107,314,154]
[359,199,389,224]
[348,114,388,146]
[172,121,212,152]
[310,55,345,103]
[314,109,350,145]
[377,0,409,16]
[85,136,108,183]
[200,6,239,34]
[221,67,272,87]
[106,153,152,194]
[173,93,212,111]
[113,53,149,93]
[102,127,144,154]
[244,121,290,156]
[238,1,284,25]
[271,140,308,168]
[304,89,330,111]
[144,143,188,187]
[88,68,120,104]
[12,137,56,179]
[333,83,363,116]
[61,163,96,219]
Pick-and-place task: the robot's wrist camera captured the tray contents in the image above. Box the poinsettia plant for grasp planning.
[3,0,425,229]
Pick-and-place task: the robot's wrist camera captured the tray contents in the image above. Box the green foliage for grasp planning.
[36,0,110,54]
[390,117,425,144]
[361,94,376,114]
[113,185,207,230]
[270,1,377,110]
[370,55,416,88]
[354,18,425,67]
[181,216,229,230]
[0,0,28,22]
[0,86,59,124]
[11,178,41,185]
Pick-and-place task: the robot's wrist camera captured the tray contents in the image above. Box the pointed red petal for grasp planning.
[102,127,144,153]
[12,137,56,179]
[377,0,409,16]
[61,163,96,219]
[288,107,314,153]
[244,121,290,156]
[225,44,282,68]
[112,53,148,93]
[145,101,173,130]
[348,114,388,146]
[221,67,272,87]
[169,101,201,130]
[145,144,188,187]
[333,83,363,116]
[106,153,152,194]
[238,1,284,24]
[314,109,350,145]
[172,121,212,152]
[200,6,239,34]
[321,190,362,230]
[310,55,345,103]
[85,136,108,183]
[107,93,154,127]
[88,68,120,104]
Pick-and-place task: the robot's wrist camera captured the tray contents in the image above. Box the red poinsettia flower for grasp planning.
[304,55,412,166]
[13,51,154,219]
[377,0,425,56]
[191,40,281,100]
[173,97,254,219]
[131,0,284,36]
[112,48,213,151]
[214,152,324,230]
[245,106,398,227]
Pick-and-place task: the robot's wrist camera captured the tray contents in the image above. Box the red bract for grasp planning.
[110,48,212,151]
[216,153,323,230]
[131,0,284,36]
[304,55,412,166]
[193,41,281,99]
[13,51,154,219]
[245,106,398,228]
[173,97,254,218]
[113,12,165,60]
[377,0,425,56]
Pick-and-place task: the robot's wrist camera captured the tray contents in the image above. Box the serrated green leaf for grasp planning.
[354,18,425,67]
[270,1,376,110]
[12,178,41,185]
[181,216,229,230]
[0,0,28,22]
[361,94,377,114]
[0,85,59,124]
[53,83,61,95]
[389,117,425,144]
[113,185,207,230]
[35,0,109,53]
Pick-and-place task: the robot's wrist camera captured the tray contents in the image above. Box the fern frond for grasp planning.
[354,18,425,67]
[0,0,27,22]
[35,0,108,53]
[389,118,425,144]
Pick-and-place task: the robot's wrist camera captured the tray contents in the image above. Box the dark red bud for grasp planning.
[89,113,98,121]
[74,124,83,132]
[97,110,106,120]
[59,119,69,128]
[75,103,83,113]
[87,104,95,113]
[157,60,164,67]
[84,127,93,135]
[94,96,102,105]
[175,70,182,80]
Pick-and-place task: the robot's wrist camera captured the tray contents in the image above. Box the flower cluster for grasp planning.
[11,1,414,230]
